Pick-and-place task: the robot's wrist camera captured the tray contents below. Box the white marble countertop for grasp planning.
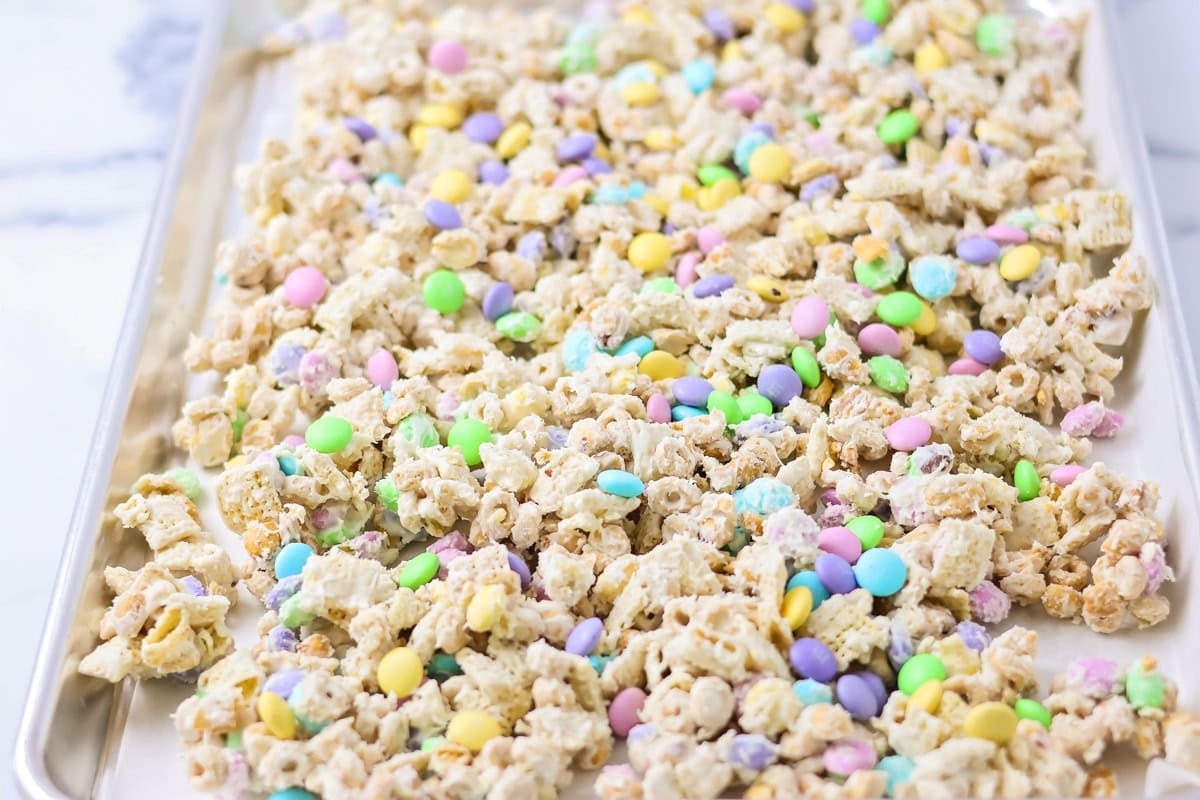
[2,0,1198,795]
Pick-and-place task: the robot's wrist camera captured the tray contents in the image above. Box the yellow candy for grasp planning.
[226,455,246,468]
[722,41,744,62]
[914,42,948,75]
[621,81,660,106]
[964,701,1019,744]
[911,301,937,335]
[643,193,670,215]
[764,2,806,33]
[466,584,506,632]
[781,586,812,630]
[377,646,423,698]
[644,128,681,151]
[409,123,429,153]
[417,103,463,129]
[748,143,793,183]
[645,60,668,77]
[627,232,672,272]
[712,177,741,203]
[622,6,655,24]
[999,244,1041,281]
[794,218,830,246]
[430,170,473,204]
[257,692,296,739]
[496,121,532,159]
[748,276,788,302]
[907,679,943,715]
[447,710,502,752]
[638,350,685,381]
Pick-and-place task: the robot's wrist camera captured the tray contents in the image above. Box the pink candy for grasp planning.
[552,166,588,187]
[791,295,830,339]
[327,158,361,183]
[646,393,671,423]
[722,87,762,114]
[283,266,328,308]
[806,132,833,152]
[822,740,876,775]
[947,357,987,376]
[428,40,468,74]
[1061,401,1124,438]
[282,435,305,448]
[675,252,700,287]
[1050,465,1086,486]
[968,580,1011,624]
[857,323,902,357]
[985,223,1029,245]
[608,687,648,737]
[818,526,862,563]
[885,417,932,451]
[696,226,725,254]
[366,348,399,388]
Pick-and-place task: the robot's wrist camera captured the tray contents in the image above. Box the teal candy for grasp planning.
[275,542,314,580]
[626,181,647,198]
[733,477,795,517]
[853,548,907,596]
[734,130,772,174]
[591,185,629,205]
[374,172,402,188]
[856,43,894,66]
[288,686,329,734]
[563,328,602,371]
[428,652,463,681]
[793,678,833,705]
[682,60,715,94]
[277,454,301,476]
[786,570,830,609]
[597,469,645,497]
[615,62,656,88]
[671,404,706,421]
[909,255,957,300]
[615,335,655,358]
[268,790,317,800]
[877,755,913,797]
[589,654,613,674]
[381,390,394,411]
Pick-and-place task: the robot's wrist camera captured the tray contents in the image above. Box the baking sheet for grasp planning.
[15,0,1200,797]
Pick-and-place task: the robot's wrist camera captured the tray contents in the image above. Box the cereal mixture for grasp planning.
[79,0,1200,797]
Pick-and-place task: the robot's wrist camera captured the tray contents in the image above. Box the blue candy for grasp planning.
[909,255,957,301]
[567,23,599,46]
[373,172,402,188]
[597,469,645,497]
[671,404,707,421]
[274,542,314,580]
[734,130,772,174]
[277,453,302,476]
[591,185,629,205]
[733,477,795,517]
[588,654,612,674]
[615,62,656,88]
[792,678,833,706]
[853,548,907,597]
[563,328,602,372]
[381,390,394,411]
[877,754,914,797]
[786,570,830,609]
[855,43,894,67]
[268,789,317,800]
[625,180,647,199]
[615,335,654,358]
[682,60,715,94]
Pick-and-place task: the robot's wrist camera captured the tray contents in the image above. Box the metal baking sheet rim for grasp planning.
[14,0,1200,797]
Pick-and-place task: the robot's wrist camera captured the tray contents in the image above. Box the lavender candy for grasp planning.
[478,159,509,185]
[789,637,838,682]
[836,673,879,720]
[728,734,776,770]
[267,626,299,653]
[693,275,735,298]
[517,231,547,262]
[850,17,880,44]
[672,376,714,407]
[507,551,532,589]
[462,112,503,144]
[343,116,377,141]
[582,156,612,175]
[482,282,515,321]
[814,552,857,594]
[268,342,305,386]
[854,670,888,708]
[956,236,1001,264]
[556,132,597,161]
[785,0,815,11]
[565,616,604,656]
[963,329,1003,364]
[264,668,306,699]
[747,121,775,138]
[265,575,303,612]
[180,576,207,597]
[888,619,914,668]
[800,173,839,203]
[546,425,570,449]
[550,224,576,257]
[423,199,461,230]
[955,620,992,652]
[757,364,804,409]
[703,8,735,41]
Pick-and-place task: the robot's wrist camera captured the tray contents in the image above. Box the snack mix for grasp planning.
[79,0,1200,798]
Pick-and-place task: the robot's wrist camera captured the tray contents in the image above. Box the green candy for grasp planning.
[559,42,597,74]
[868,355,909,394]
[225,730,243,750]
[1004,208,1043,232]
[305,415,353,453]
[876,291,922,326]
[878,109,920,145]
[897,653,947,696]
[1014,698,1052,729]
[279,593,315,628]
[448,418,492,466]
[846,515,885,549]
[1125,663,1165,710]
[854,251,906,291]
[397,551,441,590]
[791,346,822,389]
[375,478,399,512]
[231,408,249,443]
[641,277,680,294]
[317,526,353,547]
[737,392,774,419]
[397,413,440,448]
[862,0,889,25]
[421,736,447,752]
[795,105,820,128]
[1013,459,1039,502]
[495,311,542,342]
[698,164,738,186]
[169,468,201,502]
[422,269,466,314]
[428,651,463,681]
[976,13,1014,57]
[706,390,743,426]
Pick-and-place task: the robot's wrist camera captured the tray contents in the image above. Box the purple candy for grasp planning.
[264,668,306,698]
[478,159,509,185]
[267,626,299,652]
[979,144,1002,166]
[582,156,612,175]
[547,425,569,449]
[814,552,857,594]
[729,734,776,770]
[517,231,547,262]
[963,329,1003,364]
[507,551,532,589]
[855,670,888,707]
[343,116,377,142]
[703,8,735,41]
[836,673,879,720]
[269,342,305,385]
[550,224,576,256]
[627,723,656,746]
[945,118,967,138]
[565,616,604,656]
[850,17,880,44]
[423,199,461,230]
[180,576,207,597]
[800,173,839,203]
[956,236,1000,264]
[785,0,814,11]
[557,132,597,161]
[1065,658,1120,699]
[888,618,913,668]
[482,282,515,321]
[462,112,503,143]
[789,637,838,682]
[672,376,714,407]
[747,121,776,138]
[757,364,804,409]
[265,575,302,611]
[955,620,991,652]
